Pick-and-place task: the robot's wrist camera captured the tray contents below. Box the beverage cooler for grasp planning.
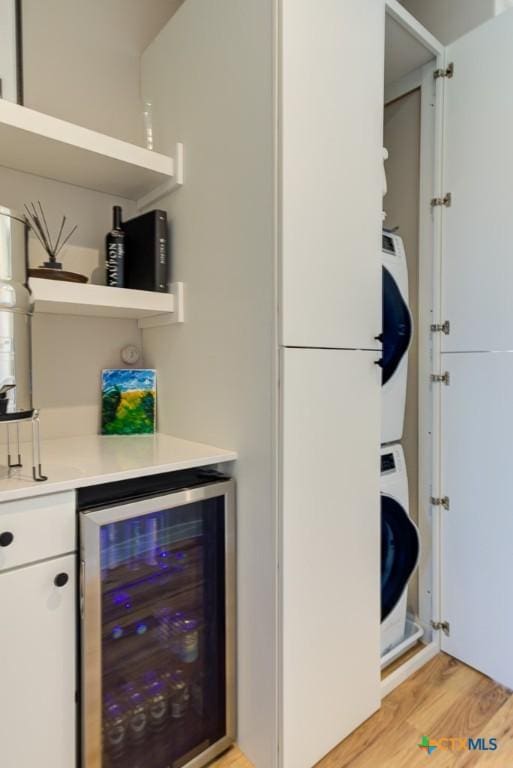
[78,471,236,768]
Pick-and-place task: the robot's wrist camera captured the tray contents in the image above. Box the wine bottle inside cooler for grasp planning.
[106,206,125,287]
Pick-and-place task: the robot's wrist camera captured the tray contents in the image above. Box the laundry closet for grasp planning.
[378,0,513,692]
[280,1,513,766]
[378,1,443,680]
[361,0,513,726]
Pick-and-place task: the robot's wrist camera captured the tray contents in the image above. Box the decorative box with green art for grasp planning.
[101,369,156,435]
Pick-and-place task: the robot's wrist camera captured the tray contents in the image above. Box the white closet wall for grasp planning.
[22,0,185,144]
[141,2,277,765]
[383,90,421,611]
[400,0,495,44]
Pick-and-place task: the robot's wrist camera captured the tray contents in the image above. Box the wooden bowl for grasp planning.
[28,268,88,283]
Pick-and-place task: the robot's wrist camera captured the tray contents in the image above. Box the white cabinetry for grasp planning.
[0,491,75,571]
[0,492,76,768]
[0,554,76,768]
[442,9,513,352]
[439,10,513,688]
[280,0,384,349]
[281,348,381,768]
[140,2,385,766]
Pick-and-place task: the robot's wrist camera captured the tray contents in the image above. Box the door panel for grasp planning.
[443,10,513,352]
[0,555,76,768]
[280,0,383,349]
[281,348,380,768]
[441,352,513,687]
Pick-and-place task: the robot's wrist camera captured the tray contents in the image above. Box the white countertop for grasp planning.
[0,433,237,502]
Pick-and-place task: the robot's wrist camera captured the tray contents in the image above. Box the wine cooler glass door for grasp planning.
[80,481,236,768]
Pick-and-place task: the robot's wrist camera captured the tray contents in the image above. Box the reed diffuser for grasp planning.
[25,201,86,283]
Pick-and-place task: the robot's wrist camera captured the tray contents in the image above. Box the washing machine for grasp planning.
[381,443,419,656]
[381,231,413,444]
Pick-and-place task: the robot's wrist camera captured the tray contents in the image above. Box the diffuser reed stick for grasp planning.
[24,202,78,269]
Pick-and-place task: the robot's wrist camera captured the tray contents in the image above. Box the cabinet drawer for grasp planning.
[0,491,76,571]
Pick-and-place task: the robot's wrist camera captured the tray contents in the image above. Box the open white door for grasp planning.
[442,9,513,352]
[440,10,513,687]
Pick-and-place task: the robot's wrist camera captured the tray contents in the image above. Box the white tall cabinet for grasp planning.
[141,1,384,767]
[279,1,384,766]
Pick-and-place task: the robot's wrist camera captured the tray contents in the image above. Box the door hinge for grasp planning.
[434,62,454,80]
[431,620,450,636]
[431,371,450,385]
[431,192,452,208]
[430,320,450,335]
[431,496,450,510]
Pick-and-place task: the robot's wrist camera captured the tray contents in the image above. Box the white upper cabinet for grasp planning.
[280,0,384,350]
[281,348,381,768]
[442,10,513,352]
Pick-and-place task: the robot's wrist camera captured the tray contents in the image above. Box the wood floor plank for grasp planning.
[214,655,513,768]
[423,673,510,739]
[210,747,253,767]
[452,693,513,766]
[378,722,458,768]
[405,659,484,731]
[316,654,458,768]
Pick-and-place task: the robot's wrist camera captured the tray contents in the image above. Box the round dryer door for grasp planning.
[381,494,419,622]
[382,266,412,386]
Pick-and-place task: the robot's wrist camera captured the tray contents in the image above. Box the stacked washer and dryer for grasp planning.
[380,229,421,665]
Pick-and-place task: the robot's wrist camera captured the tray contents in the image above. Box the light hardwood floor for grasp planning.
[214,653,513,767]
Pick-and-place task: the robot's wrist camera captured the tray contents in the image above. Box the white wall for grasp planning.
[21,0,184,144]
[384,89,421,612]
[141,1,277,765]
[400,0,495,43]
[496,0,513,12]
[32,315,141,440]
[0,166,141,440]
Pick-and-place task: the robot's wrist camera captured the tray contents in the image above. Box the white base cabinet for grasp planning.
[0,554,76,768]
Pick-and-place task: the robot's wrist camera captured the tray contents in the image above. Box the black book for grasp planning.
[122,209,169,292]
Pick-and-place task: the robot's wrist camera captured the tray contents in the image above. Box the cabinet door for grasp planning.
[440,353,513,687]
[443,10,513,352]
[281,348,381,768]
[280,0,384,350]
[440,10,513,687]
[0,555,76,768]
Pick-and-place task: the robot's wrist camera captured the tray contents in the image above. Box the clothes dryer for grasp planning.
[381,443,419,656]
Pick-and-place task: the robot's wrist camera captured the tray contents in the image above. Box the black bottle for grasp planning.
[106,206,125,287]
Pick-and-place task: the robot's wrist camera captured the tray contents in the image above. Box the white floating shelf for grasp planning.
[29,278,184,328]
[0,99,183,203]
